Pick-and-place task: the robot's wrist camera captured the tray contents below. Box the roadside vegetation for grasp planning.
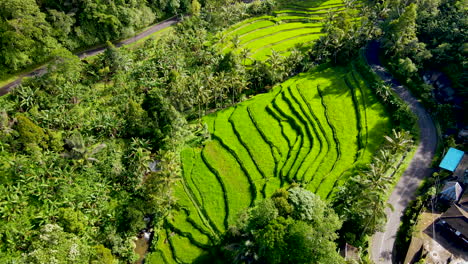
[375,0,467,260]
[0,0,194,81]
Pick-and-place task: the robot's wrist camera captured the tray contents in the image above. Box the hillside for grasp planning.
[153,64,391,263]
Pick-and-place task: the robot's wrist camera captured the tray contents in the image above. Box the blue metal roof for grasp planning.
[439,148,465,172]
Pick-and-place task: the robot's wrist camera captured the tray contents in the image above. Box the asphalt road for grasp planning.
[365,41,438,264]
[0,16,179,96]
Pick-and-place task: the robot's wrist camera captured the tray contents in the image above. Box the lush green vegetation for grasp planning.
[0,0,202,79]
[377,0,467,131]
[218,186,344,264]
[4,0,463,262]
[0,0,282,262]
[154,63,391,262]
[218,0,346,62]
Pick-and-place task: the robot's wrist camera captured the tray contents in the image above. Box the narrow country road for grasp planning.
[365,41,438,264]
[0,16,179,96]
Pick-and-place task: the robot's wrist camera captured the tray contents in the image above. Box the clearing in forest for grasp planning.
[152,63,391,263]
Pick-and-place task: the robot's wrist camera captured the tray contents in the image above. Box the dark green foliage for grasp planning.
[220,187,344,264]
[0,0,184,77]
[379,0,467,129]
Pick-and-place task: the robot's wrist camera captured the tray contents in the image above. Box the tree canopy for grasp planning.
[219,187,344,264]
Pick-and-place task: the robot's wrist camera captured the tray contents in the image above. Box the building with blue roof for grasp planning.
[439,147,465,172]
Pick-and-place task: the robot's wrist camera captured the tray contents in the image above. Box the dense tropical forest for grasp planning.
[0,0,191,78]
[0,0,466,263]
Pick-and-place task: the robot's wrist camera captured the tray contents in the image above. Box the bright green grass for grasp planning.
[218,0,348,61]
[152,229,177,264]
[273,88,312,182]
[294,81,338,185]
[251,33,324,60]
[169,233,206,263]
[227,15,271,29]
[239,23,321,45]
[284,0,343,8]
[243,27,322,52]
[230,104,276,180]
[161,65,391,262]
[283,85,324,182]
[275,8,346,16]
[311,69,360,198]
[232,20,276,38]
[288,83,329,183]
[181,148,226,233]
[202,140,253,225]
[246,89,290,166]
[350,66,390,161]
[166,209,211,247]
[212,108,264,198]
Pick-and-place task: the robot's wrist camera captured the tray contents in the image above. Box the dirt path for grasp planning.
[0,17,179,96]
[365,41,438,264]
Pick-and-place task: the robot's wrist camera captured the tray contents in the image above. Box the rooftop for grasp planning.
[439,148,465,172]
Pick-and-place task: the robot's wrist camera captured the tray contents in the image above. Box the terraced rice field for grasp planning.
[219,0,347,61]
[151,63,392,263]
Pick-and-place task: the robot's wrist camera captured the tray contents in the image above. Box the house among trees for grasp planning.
[439,182,463,203]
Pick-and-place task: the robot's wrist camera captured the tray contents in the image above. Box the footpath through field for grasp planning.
[0,17,179,96]
[365,41,438,264]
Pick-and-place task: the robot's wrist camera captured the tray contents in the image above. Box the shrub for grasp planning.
[15,114,48,150]
[92,245,117,264]
[58,208,86,235]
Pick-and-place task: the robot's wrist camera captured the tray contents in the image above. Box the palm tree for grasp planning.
[267,50,285,83]
[374,148,395,171]
[384,129,413,153]
[240,48,251,65]
[360,163,392,192]
[231,35,241,50]
[375,83,393,102]
[61,133,106,165]
[360,190,391,235]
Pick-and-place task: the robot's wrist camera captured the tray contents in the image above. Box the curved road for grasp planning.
[365,41,438,264]
[0,16,179,96]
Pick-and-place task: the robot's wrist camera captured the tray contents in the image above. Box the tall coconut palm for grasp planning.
[267,50,285,83]
[240,48,251,65]
[232,35,241,50]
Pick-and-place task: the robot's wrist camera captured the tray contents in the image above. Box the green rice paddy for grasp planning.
[219,0,347,61]
[152,64,391,263]
[149,0,392,262]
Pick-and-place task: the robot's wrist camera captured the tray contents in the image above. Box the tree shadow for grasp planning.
[192,247,226,264]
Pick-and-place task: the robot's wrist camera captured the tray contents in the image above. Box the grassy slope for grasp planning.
[219,0,344,60]
[161,65,390,262]
[156,0,394,261]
